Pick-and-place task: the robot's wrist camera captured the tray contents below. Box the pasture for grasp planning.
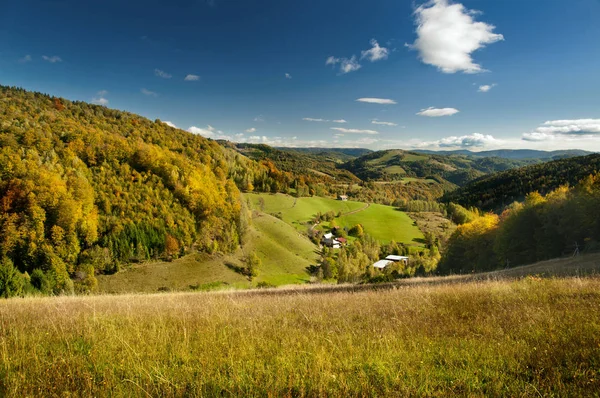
[245,193,424,245]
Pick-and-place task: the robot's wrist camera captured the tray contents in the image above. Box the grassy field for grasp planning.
[2,273,599,396]
[98,210,317,293]
[245,193,364,229]
[245,193,423,245]
[334,203,424,245]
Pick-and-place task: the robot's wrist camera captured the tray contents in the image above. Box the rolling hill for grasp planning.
[339,149,538,186]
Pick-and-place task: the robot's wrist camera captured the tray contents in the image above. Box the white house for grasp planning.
[338,195,348,201]
[372,255,410,270]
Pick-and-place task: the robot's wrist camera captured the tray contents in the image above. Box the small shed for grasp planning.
[373,260,393,269]
[338,195,348,201]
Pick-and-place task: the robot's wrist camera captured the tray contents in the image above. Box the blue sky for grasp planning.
[1,0,600,150]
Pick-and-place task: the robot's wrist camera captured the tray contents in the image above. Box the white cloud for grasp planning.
[92,90,109,106]
[417,107,459,117]
[155,69,172,79]
[417,133,500,148]
[361,39,389,62]
[522,132,555,142]
[184,74,200,81]
[407,0,504,73]
[332,119,347,123]
[92,97,109,106]
[303,118,329,122]
[163,121,177,128]
[522,119,600,141]
[141,88,158,97]
[340,56,361,74]
[331,127,379,135]
[245,127,257,133]
[356,98,397,105]
[326,55,361,74]
[254,115,265,122]
[285,73,292,79]
[42,55,62,63]
[372,120,398,126]
[326,56,340,66]
[478,84,496,92]
[19,55,32,63]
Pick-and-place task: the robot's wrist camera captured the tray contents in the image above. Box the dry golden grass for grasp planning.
[1,273,600,396]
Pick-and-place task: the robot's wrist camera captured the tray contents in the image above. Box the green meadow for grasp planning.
[334,203,424,245]
[245,193,423,245]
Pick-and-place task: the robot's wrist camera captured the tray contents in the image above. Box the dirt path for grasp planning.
[341,202,371,216]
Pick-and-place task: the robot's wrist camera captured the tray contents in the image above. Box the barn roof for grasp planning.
[386,255,409,261]
[373,260,393,269]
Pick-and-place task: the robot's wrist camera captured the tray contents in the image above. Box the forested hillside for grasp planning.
[340,149,537,185]
[444,154,600,211]
[0,86,300,295]
[439,174,600,274]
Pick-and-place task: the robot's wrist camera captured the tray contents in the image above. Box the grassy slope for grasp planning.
[245,193,364,230]
[335,203,425,245]
[2,274,599,396]
[97,210,317,293]
[245,193,424,245]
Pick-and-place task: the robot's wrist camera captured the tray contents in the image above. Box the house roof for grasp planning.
[386,255,409,261]
[336,237,347,243]
[373,260,393,269]
[323,233,333,239]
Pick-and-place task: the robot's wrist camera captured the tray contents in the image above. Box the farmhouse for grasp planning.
[385,255,409,265]
[322,233,344,249]
[372,255,410,270]
[338,195,348,201]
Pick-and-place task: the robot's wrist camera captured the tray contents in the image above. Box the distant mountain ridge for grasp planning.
[414,149,593,160]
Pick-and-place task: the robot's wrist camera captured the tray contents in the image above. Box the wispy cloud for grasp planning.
[184,74,200,81]
[245,127,257,133]
[254,115,265,122]
[163,121,177,128]
[303,118,329,122]
[285,73,292,79]
[19,55,32,63]
[478,84,496,92]
[332,119,347,123]
[356,98,397,105]
[42,55,62,63]
[155,69,172,79]
[326,55,362,74]
[92,90,109,106]
[372,119,398,126]
[361,39,389,62]
[141,88,158,97]
[407,0,504,73]
[417,107,459,117]
[331,127,379,135]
